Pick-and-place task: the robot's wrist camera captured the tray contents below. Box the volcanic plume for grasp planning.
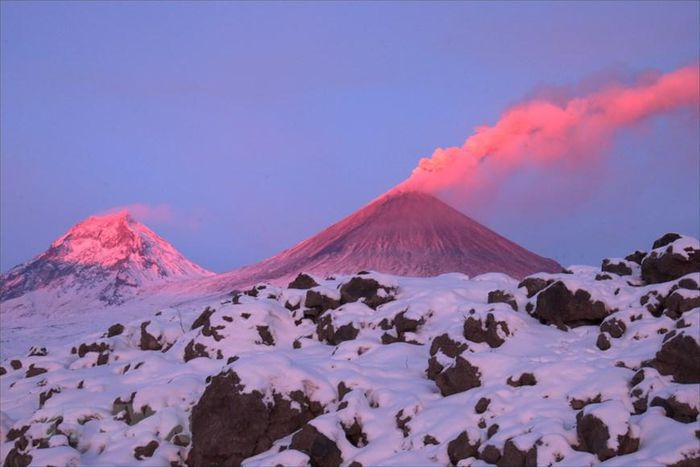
[398,63,700,197]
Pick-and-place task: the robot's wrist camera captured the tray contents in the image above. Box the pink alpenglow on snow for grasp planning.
[400,63,700,196]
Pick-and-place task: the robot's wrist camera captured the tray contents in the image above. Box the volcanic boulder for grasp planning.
[641,234,700,284]
[433,356,482,397]
[531,281,609,329]
[187,370,323,466]
[648,331,700,384]
[576,401,639,461]
[463,311,510,348]
[289,424,343,467]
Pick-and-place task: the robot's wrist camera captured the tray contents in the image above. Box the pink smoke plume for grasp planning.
[106,203,175,224]
[397,63,700,195]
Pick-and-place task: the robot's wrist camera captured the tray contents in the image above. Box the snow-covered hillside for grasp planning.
[0,211,212,318]
[0,233,698,466]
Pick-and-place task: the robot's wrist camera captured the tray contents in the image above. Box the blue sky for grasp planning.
[1,1,698,272]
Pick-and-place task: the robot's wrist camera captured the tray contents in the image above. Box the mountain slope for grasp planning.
[0,211,212,315]
[217,190,561,288]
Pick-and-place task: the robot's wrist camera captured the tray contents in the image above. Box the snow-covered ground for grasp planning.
[0,234,698,466]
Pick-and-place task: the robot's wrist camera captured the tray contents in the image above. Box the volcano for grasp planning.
[0,211,212,315]
[219,190,561,288]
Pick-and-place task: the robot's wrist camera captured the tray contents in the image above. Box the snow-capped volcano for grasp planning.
[218,190,561,289]
[0,210,211,315]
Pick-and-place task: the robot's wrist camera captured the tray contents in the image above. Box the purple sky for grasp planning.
[1,1,698,273]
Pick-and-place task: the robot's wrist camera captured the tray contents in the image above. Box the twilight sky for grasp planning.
[1,1,699,273]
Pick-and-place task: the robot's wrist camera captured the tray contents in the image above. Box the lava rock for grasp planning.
[576,403,639,461]
[184,340,210,362]
[506,372,537,387]
[288,273,319,290]
[290,424,343,467]
[339,277,395,309]
[139,321,162,351]
[447,430,480,465]
[596,333,611,351]
[650,395,699,424]
[316,315,359,345]
[434,356,481,396]
[653,233,683,249]
[134,440,159,460]
[463,312,510,348]
[518,277,553,298]
[487,290,517,311]
[187,370,323,466]
[531,281,609,329]
[341,418,367,448]
[256,325,275,346]
[304,290,341,319]
[475,397,491,414]
[499,438,538,467]
[664,290,700,320]
[642,235,700,284]
[601,259,633,276]
[25,364,47,378]
[600,317,626,339]
[191,307,216,331]
[625,250,647,265]
[648,332,700,383]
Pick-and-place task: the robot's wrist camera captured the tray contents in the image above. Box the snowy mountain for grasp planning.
[0,210,212,317]
[216,190,562,290]
[0,233,698,466]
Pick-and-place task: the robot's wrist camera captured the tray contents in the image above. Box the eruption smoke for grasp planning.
[397,63,699,196]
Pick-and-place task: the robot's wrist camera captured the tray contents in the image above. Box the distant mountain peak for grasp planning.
[1,211,212,310]
[216,189,562,289]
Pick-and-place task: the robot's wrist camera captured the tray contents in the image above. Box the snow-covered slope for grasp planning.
[214,190,562,291]
[1,234,697,467]
[0,211,212,318]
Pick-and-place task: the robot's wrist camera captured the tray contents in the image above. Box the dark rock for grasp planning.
[2,448,32,467]
[650,395,699,424]
[648,332,700,383]
[256,325,275,346]
[642,238,700,284]
[488,290,517,311]
[570,395,601,410]
[337,382,351,401]
[429,334,468,358]
[134,440,159,460]
[595,274,613,281]
[640,291,665,317]
[393,311,423,336]
[0,366,5,376]
[10,360,22,370]
[678,277,699,290]
[664,290,700,320]
[316,315,359,345]
[395,409,411,437]
[288,273,319,290]
[304,290,341,319]
[518,277,553,298]
[285,300,300,312]
[339,277,395,309]
[106,323,125,337]
[653,233,683,249]
[290,424,343,467]
[602,259,633,276]
[188,370,323,467]
[342,419,367,448]
[25,364,47,378]
[507,372,537,387]
[434,356,481,396]
[447,430,480,465]
[481,444,502,464]
[668,453,700,467]
[184,340,209,362]
[423,434,439,445]
[532,281,608,329]
[191,307,216,330]
[576,410,639,461]
[475,397,491,414]
[625,250,647,265]
[596,333,611,351]
[463,312,510,348]
[139,321,162,351]
[499,438,538,467]
[600,318,626,338]
[27,346,47,357]
[39,387,61,408]
[78,342,110,358]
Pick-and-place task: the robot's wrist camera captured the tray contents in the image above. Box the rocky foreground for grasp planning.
[1,233,699,466]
